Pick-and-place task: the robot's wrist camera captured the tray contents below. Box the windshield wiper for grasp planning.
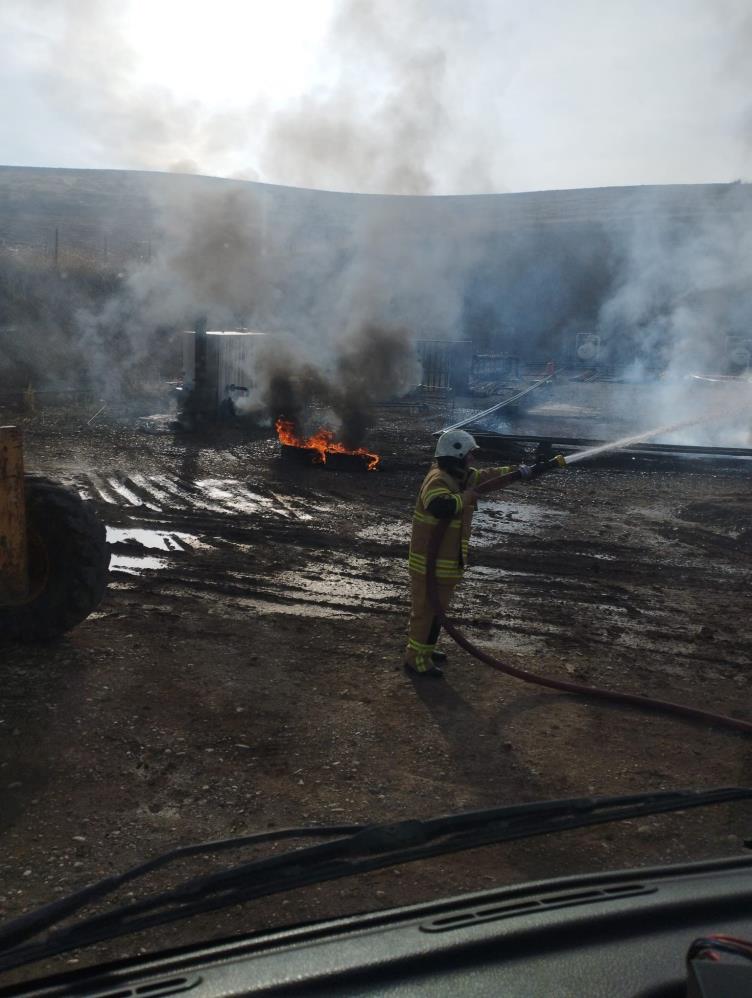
[1,786,750,974]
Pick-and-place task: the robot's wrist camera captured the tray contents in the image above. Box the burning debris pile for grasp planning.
[262,323,419,471]
[276,419,380,470]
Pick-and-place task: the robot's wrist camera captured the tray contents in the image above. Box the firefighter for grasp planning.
[405,429,530,678]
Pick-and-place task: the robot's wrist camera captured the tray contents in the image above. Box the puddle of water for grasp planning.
[184,554,405,618]
[472,500,567,544]
[196,479,314,520]
[274,568,398,605]
[208,595,357,619]
[107,527,212,575]
[107,527,190,551]
[107,527,213,552]
[356,522,408,543]
[110,553,169,575]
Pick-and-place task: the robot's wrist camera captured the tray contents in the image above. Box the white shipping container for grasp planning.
[181,330,268,412]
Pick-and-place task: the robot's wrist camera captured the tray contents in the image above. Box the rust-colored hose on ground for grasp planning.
[425,502,752,737]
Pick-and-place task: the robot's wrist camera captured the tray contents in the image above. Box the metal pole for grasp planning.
[0,426,29,603]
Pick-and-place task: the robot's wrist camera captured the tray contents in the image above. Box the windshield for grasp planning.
[1,0,752,987]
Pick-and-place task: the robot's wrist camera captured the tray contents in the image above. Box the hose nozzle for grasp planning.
[529,453,567,477]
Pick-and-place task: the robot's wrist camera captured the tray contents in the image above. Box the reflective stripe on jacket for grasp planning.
[408,462,515,580]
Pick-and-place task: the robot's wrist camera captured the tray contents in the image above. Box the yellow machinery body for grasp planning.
[0,426,29,604]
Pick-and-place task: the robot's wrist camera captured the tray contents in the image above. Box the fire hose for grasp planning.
[425,457,752,736]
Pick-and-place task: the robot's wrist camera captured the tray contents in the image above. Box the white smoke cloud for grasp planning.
[597,186,752,376]
[593,185,752,445]
[2,0,752,193]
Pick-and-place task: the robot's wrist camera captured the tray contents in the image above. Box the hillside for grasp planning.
[2,165,751,259]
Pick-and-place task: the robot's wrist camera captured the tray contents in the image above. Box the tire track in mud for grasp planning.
[70,472,312,519]
[61,471,408,619]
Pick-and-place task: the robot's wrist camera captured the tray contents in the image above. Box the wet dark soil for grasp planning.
[1,401,751,982]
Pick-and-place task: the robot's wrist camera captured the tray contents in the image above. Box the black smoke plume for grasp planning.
[261,323,419,447]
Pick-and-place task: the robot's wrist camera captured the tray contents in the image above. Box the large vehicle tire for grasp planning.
[0,476,109,642]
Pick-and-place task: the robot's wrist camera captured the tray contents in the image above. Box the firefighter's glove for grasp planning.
[518,465,533,480]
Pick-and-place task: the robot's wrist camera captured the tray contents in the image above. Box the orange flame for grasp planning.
[276,418,380,471]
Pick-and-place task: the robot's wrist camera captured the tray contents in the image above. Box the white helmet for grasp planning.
[435,429,479,459]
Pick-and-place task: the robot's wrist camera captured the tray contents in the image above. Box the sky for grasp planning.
[0,0,750,195]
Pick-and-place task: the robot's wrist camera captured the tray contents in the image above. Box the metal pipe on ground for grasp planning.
[471,432,752,461]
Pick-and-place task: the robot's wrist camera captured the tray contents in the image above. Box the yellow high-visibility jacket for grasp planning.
[408,462,515,581]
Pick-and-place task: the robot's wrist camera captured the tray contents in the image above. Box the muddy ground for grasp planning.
[1,398,751,981]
